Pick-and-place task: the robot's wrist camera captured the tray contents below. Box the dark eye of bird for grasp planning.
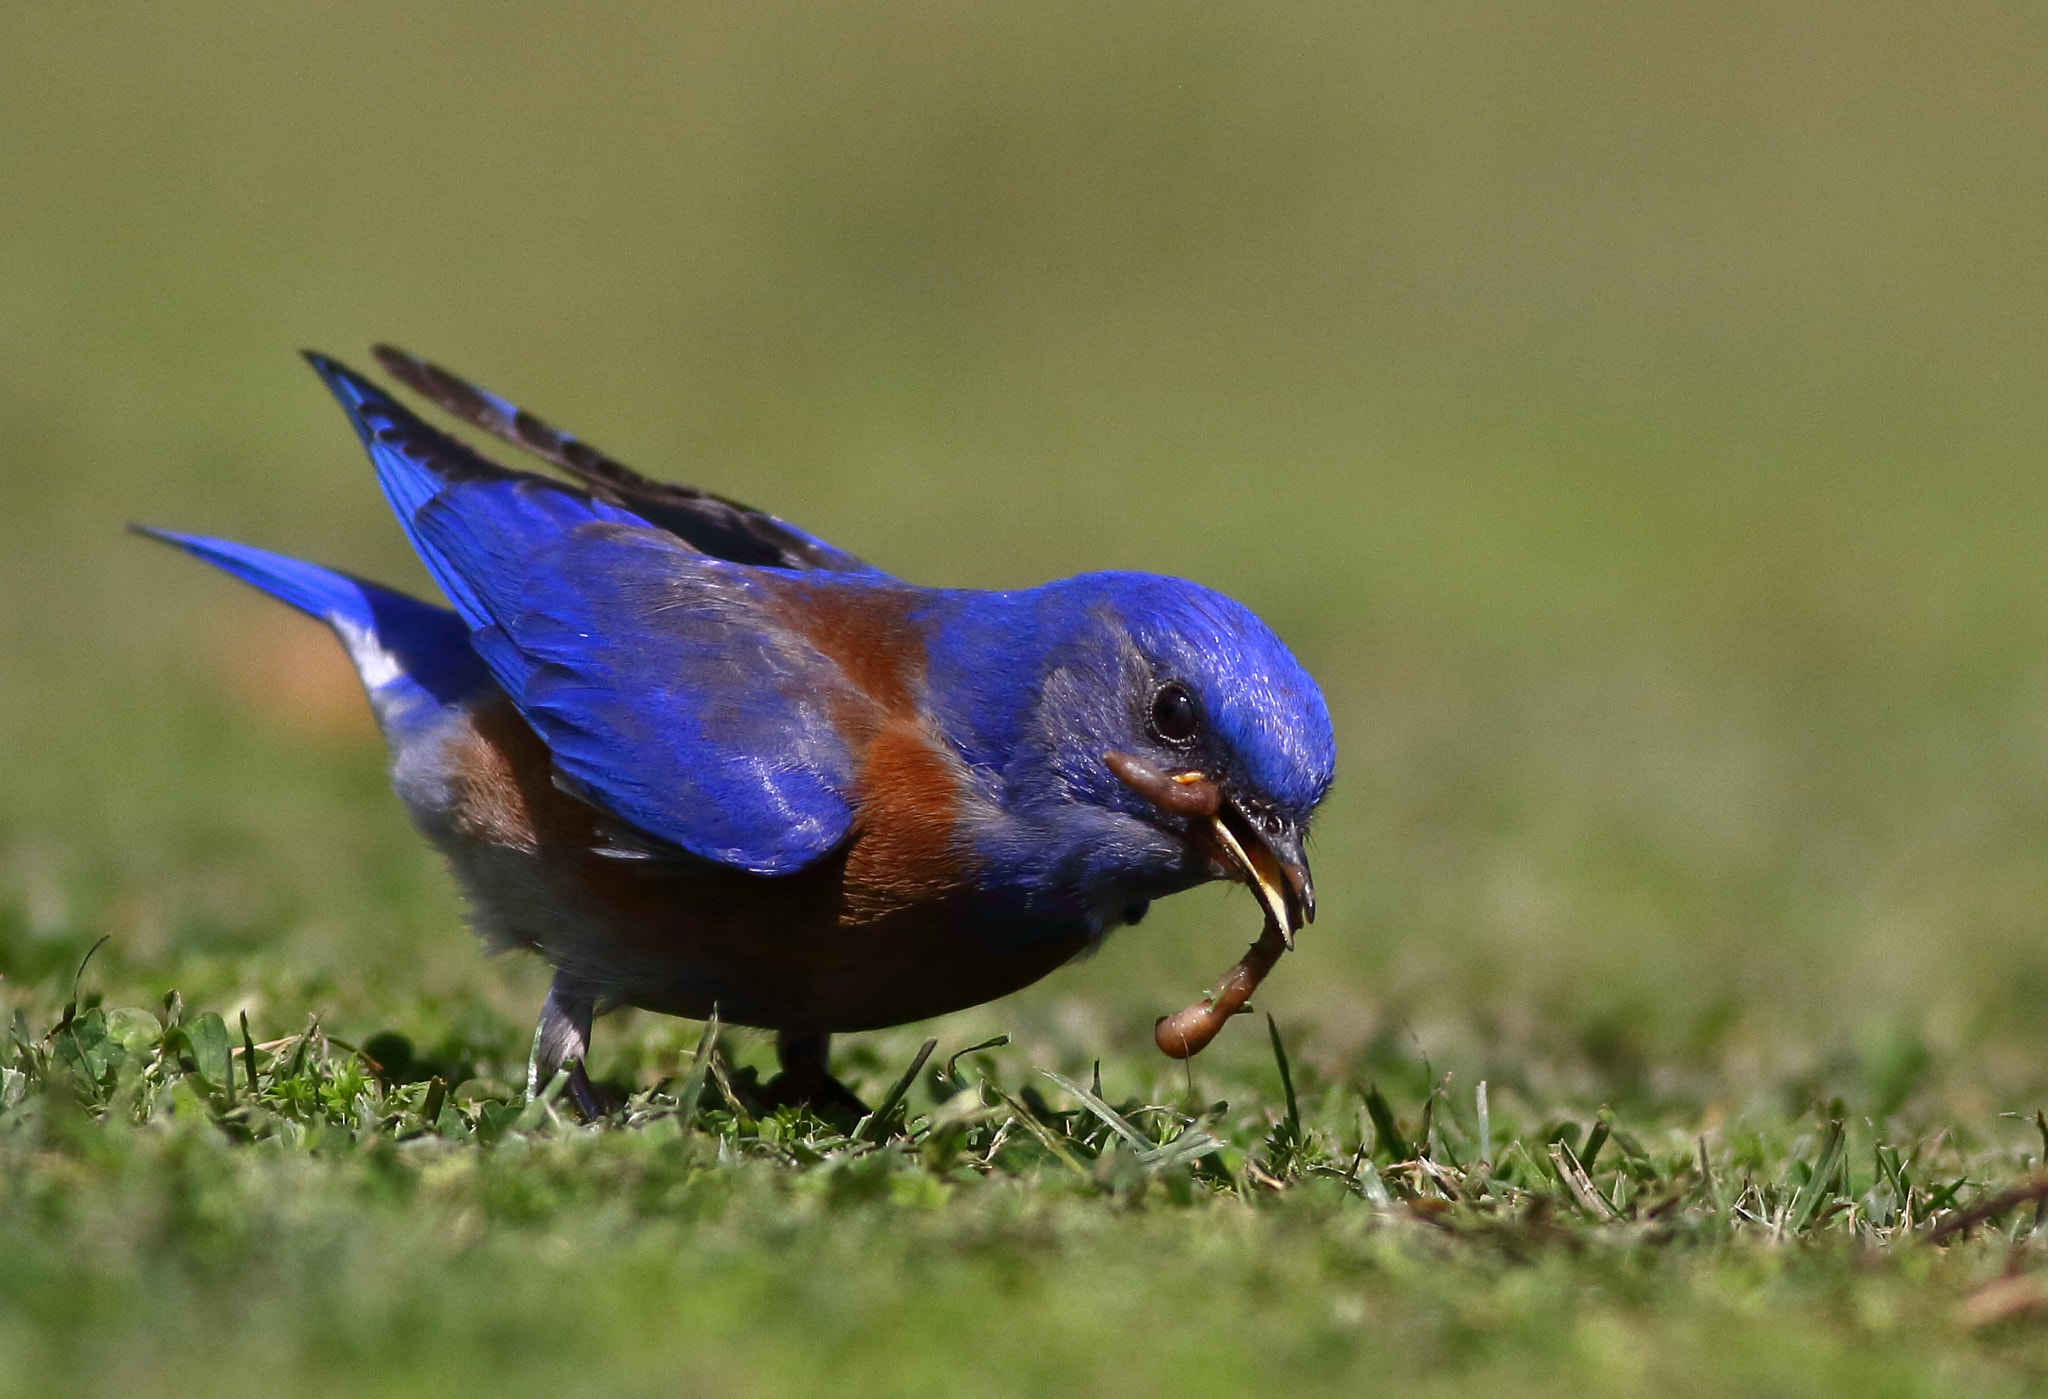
[1150,682,1200,745]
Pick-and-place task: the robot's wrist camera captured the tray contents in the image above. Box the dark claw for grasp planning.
[565,1059,610,1121]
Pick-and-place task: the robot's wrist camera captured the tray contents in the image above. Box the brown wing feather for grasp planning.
[370,344,872,574]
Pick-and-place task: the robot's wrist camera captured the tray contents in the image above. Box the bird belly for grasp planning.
[448,836,1093,1034]
[403,692,1092,1034]
[616,896,1093,1033]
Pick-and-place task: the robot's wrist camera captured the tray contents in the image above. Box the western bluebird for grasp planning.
[136,348,1336,1115]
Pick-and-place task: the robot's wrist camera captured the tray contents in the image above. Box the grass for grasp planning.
[8,956,2048,1397]
[11,3,2048,1393]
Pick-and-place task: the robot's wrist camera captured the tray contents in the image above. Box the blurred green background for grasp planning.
[5,1,2048,1102]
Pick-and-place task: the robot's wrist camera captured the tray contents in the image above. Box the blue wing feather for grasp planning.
[415,500,857,872]
[306,351,859,873]
[302,351,616,627]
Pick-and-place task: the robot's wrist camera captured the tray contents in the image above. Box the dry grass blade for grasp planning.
[1549,1140,1620,1221]
[986,1084,1089,1177]
[1476,1082,1491,1168]
[1962,1273,2048,1328]
[1927,1174,2048,1244]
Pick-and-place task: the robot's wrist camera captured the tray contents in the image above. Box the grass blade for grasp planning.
[1365,1084,1409,1163]
[1477,1081,1491,1168]
[1581,1112,1611,1172]
[853,1037,937,1143]
[1266,1014,1301,1146]
[1037,1070,1219,1169]
[1039,1069,1158,1153]
[1146,1124,1225,1170]
[943,1034,1010,1082]
[704,1047,752,1129]
[1356,1158,1395,1207]
[1550,1139,1620,1221]
[673,1010,720,1129]
[1699,1136,1725,1218]
[238,1010,259,1098]
[512,1063,572,1132]
[988,1083,1089,1176]
[1786,1120,1847,1232]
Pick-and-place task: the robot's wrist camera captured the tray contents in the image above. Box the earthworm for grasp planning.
[1153,916,1290,1059]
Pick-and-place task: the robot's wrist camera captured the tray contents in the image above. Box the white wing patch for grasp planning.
[332,614,405,692]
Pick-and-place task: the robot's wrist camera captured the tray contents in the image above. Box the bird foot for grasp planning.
[762,1030,869,1128]
[564,1059,613,1121]
[532,975,613,1121]
[758,1068,869,1125]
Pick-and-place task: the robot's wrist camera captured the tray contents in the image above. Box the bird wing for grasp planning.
[308,352,857,874]
[371,344,878,575]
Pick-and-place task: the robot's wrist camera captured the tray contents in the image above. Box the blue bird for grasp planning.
[136,348,1336,1114]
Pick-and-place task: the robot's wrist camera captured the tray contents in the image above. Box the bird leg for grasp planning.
[761,1031,870,1125]
[531,975,606,1120]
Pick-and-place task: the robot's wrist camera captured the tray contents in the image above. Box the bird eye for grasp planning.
[1149,682,1200,746]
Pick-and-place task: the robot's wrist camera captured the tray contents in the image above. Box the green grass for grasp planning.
[7,974,2048,1398]
[11,2,2048,1393]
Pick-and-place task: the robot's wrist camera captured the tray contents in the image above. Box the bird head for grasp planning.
[972,571,1335,942]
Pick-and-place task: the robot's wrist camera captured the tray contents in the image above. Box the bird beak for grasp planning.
[1104,751,1315,948]
[1211,797,1314,949]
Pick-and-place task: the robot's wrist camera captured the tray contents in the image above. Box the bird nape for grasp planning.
[134,348,1337,1119]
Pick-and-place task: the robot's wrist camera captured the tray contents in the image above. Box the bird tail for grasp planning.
[129,525,489,725]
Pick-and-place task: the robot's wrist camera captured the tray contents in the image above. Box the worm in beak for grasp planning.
[1104,751,1316,1058]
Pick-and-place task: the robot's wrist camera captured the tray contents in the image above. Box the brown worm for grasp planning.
[1153,917,1291,1059]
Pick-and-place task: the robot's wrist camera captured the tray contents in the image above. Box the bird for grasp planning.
[135,347,1336,1116]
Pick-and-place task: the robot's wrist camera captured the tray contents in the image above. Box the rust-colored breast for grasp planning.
[768,579,978,924]
[770,579,924,720]
[842,718,967,923]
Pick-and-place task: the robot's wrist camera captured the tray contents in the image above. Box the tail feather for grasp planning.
[299,351,539,626]
[130,525,488,715]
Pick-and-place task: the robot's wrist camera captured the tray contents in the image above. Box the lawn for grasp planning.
[7,4,2048,1394]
